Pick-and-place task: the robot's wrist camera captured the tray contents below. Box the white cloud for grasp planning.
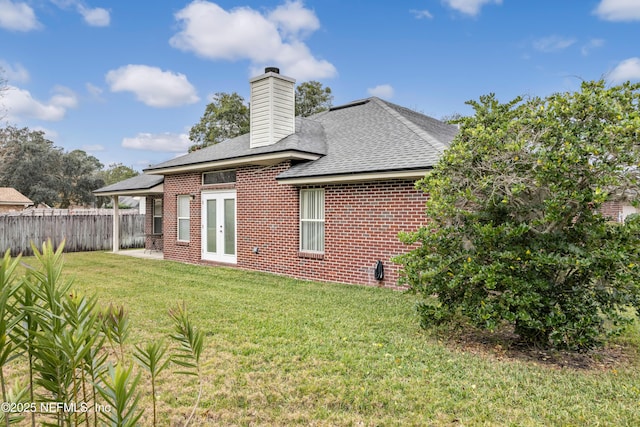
[122,132,191,152]
[367,84,395,99]
[594,0,640,21]
[51,1,110,26]
[581,38,605,56]
[169,1,336,81]
[410,9,434,19]
[608,57,640,83]
[49,85,78,108]
[3,85,77,121]
[0,0,40,31]
[532,35,576,53]
[0,60,29,83]
[82,144,105,152]
[268,0,319,38]
[442,0,502,16]
[78,5,110,27]
[85,82,103,97]
[105,65,200,108]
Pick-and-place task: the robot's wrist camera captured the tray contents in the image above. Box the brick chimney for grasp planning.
[249,67,296,148]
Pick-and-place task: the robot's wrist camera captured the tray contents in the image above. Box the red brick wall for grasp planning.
[161,163,428,288]
[162,172,203,263]
[144,196,164,251]
[0,205,28,213]
[600,200,623,222]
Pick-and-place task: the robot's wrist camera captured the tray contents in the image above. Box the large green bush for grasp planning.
[397,81,640,350]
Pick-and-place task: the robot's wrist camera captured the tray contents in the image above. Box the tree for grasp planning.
[58,149,104,208]
[0,127,106,207]
[295,80,332,117]
[96,163,138,208]
[188,92,249,152]
[396,81,640,350]
[99,163,139,186]
[0,126,63,206]
[440,112,464,124]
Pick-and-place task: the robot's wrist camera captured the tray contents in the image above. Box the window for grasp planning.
[203,170,236,185]
[300,189,324,252]
[153,198,163,234]
[177,195,190,242]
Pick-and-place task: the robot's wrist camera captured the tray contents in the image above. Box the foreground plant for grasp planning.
[397,80,640,350]
[96,363,143,427]
[0,251,23,427]
[134,340,169,426]
[0,241,208,425]
[100,303,130,363]
[169,303,205,426]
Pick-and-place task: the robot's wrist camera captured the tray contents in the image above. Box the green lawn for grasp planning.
[20,251,640,425]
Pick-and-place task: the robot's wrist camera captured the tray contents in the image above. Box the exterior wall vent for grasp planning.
[249,67,296,149]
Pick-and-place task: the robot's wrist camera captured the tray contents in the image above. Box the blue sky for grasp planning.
[1,0,639,170]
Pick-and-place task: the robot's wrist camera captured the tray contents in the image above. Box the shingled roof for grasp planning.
[145,117,326,174]
[0,187,33,206]
[278,97,457,182]
[143,97,457,183]
[93,174,164,196]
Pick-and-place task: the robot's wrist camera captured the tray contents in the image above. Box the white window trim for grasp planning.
[153,198,163,234]
[300,188,325,253]
[177,195,191,242]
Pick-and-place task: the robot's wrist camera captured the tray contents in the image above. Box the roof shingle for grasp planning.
[93,174,164,195]
[277,97,457,180]
[144,97,456,180]
[0,187,33,205]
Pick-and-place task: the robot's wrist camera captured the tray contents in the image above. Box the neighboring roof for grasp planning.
[143,97,457,182]
[145,117,326,174]
[0,187,33,205]
[93,174,164,196]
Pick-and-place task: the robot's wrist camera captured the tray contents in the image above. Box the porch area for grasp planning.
[114,248,164,261]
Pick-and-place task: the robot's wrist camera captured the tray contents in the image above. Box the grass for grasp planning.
[13,251,640,426]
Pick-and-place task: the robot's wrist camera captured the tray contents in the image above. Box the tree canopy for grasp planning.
[188,92,249,152]
[0,126,104,207]
[295,81,333,117]
[99,163,139,186]
[58,149,104,208]
[397,80,640,350]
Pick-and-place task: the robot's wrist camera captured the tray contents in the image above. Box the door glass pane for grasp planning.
[224,198,235,255]
[207,199,217,253]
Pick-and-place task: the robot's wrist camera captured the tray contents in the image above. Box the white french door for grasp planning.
[201,190,236,263]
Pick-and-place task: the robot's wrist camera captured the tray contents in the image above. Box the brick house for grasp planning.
[95,68,458,287]
[0,187,34,213]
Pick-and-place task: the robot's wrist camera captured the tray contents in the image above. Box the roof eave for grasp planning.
[94,184,164,197]
[0,202,33,206]
[145,150,322,175]
[276,168,431,185]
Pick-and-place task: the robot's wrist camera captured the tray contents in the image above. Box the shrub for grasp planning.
[397,81,640,350]
[0,241,206,426]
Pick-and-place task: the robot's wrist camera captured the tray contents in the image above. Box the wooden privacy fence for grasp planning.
[0,213,145,256]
